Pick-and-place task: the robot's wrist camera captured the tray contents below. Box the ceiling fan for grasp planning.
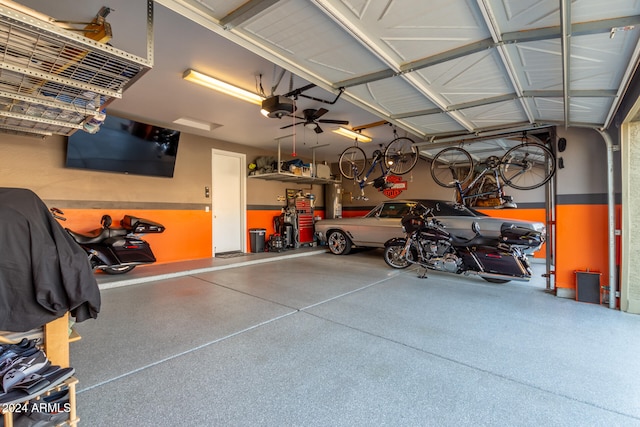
[280,108,349,134]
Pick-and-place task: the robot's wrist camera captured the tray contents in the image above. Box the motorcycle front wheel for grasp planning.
[383,243,414,269]
[103,265,136,275]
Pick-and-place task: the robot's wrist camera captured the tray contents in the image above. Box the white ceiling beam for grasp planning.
[219,0,280,30]
[476,0,535,125]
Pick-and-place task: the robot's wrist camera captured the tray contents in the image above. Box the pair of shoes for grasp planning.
[0,340,38,364]
[0,366,75,405]
[3,350,50,393]
[12,388,71,427]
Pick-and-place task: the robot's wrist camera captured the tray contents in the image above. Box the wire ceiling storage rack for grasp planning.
[0,0,153,138]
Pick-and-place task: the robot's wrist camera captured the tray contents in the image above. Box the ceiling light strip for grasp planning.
[183,69,264,105]
[332,126,372,143]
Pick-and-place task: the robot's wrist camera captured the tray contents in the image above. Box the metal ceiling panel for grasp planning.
[43,0,640,153]
[570,32,640,91]
[569,97,615,124]
[483,0,561,33]
[570,0,640,22]
[136,0,640,144]
[239,0,387,82]
[345,77,440,116]
[398,112,468,135]
[505,41,563,92]
[411,49,514,106]
[526,96,566,122]
[457,99,530,129]
[317,0,491,64]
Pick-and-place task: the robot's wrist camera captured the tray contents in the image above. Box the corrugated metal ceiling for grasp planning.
[156,0,640,148]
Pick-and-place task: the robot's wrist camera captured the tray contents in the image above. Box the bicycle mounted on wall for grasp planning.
[429,138,556,208]
[338,130,419,200]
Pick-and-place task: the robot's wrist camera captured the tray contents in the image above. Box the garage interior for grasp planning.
[1,0,640,425]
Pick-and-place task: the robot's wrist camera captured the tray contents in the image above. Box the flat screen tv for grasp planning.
[66,115,180,178]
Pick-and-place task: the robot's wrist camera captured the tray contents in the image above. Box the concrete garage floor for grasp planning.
[71,249,640,426]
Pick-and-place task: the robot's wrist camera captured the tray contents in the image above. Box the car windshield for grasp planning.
[365,200,483,218]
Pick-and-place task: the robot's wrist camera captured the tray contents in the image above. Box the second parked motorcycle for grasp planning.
[383,204,543,283]
[50,208,165,274]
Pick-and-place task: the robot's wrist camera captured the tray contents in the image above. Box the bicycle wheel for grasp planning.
[384,137,418,175]
[499,143,556,190]
[429,147,474,188]
[339,145,367,180]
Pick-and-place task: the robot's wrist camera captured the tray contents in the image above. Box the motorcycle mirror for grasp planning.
[101,214,113,229]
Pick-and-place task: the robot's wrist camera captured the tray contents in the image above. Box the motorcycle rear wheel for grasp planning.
[383,243,414,269]
[103,265,136,275]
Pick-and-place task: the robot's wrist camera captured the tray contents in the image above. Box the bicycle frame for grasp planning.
[451,153,514,207]
[348,150,391,200]
[454,167,504,206]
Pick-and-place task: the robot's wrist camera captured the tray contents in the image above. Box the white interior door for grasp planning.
[212,149,246,255]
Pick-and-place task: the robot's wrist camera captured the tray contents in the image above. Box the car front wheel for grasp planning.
[327,230,352,255]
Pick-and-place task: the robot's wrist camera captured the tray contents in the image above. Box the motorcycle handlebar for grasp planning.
[50,207,66,221]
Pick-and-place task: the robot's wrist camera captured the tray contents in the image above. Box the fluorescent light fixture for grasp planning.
[183,69,264,105]
[173,117,219,131]
[333,126,372,143]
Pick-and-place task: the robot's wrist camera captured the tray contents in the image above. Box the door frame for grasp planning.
[211,148,247,255]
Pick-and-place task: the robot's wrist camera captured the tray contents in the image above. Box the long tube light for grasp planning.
[332,126,372,143]
[183,69,264,105]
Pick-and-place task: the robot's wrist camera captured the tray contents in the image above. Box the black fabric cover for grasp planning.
[0,188,100,332]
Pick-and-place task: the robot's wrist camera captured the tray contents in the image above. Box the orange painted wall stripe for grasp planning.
[56,209,212,264]
[554,204,610,289]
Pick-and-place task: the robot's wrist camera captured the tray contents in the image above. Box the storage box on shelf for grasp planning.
[248,139,339,184]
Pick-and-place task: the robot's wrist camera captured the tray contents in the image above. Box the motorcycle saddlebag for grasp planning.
[121,215,165,233]
[500,223,543,248]
[112,237,156,263]
[460,247,527,277]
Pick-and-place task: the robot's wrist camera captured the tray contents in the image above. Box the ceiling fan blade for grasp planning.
[314,124,323,134]
[280,122,303,130]
[312,108,328,120]
[318,119,349,125]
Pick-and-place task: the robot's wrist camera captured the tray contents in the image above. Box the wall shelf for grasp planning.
[0,0,153,138]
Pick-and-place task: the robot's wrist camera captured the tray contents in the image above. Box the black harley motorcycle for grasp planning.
[50,208,165,275]
[383,204,543,283]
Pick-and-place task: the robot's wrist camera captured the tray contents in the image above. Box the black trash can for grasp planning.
[249,228,266,253]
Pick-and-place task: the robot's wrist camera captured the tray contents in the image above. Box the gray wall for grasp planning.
[0,131,321,208]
